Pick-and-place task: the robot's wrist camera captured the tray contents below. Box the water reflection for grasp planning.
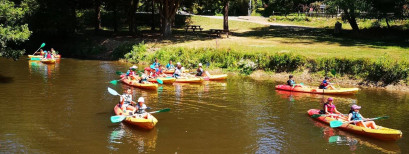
[107,123,158,153]
[311,119,401,153]
[28,60,59,79]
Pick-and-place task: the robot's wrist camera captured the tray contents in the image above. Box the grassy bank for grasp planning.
[268,14,409,30]
[120,42,409,86]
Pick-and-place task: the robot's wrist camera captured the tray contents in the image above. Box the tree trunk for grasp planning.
[343,9,359,31]
[95,0,102,33]
[128,0,138,33]
[162,17,172,36]
[223,1,229,32]
[385,17,390,29]
[113,2,118,32]
[151,0,155,31]
[156,0,180,37]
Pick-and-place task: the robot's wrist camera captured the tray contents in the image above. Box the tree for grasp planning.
[0,0,32,60]
[155,0,182,37]
[223,0,229,32]
[95,0,102,33]
[326,0,369,31]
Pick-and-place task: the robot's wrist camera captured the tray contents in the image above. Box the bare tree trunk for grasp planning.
[95,0,102,33]
[113,1,118,32]
[151,0,155,31]
[156,0,180,37]
[128,0,138,33]
[223,1,229,32]
[385,17,390,29]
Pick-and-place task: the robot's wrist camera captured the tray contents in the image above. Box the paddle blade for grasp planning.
[110,116,126,123]
[328,136,340,143]
[330,69,336,76]
[330,120,344,128]
[150,108,170,114]
[116,71,123,75]
[311,114,324,118]
[156,78,163,84]
[110,80,118,85]
[40,43,45,48]
[107,87,120,96]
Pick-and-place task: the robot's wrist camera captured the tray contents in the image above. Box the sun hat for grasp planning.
[138,97,144,103]
[351,104,361,110]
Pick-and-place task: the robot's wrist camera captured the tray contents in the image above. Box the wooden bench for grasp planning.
[209,29,229,38]
[185,25,203,33]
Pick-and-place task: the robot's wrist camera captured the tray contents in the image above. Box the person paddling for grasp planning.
[319,77,335,89]
[287,75,296,87]
[321,97,341,118]
[126,65,138,81]
[348,105,377,129]
[134,97,150,119]
[173,62,182,78]
[119,88,136,112]
[166,60,175,70]
[196,63,211,77]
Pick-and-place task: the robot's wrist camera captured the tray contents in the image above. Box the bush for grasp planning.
[123,42,147,63]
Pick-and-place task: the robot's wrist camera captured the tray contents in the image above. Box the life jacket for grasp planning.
[320,80,329,86]
[196,68,203,76]
[173,68,182,78]
[324,103,336,113]
[121,94,132,104]
[350,111,362,121]
[287,79,295,86]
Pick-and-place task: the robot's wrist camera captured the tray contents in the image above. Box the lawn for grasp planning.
[158,16,409,61]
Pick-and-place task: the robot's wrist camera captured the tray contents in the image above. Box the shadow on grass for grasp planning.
[0,74,13,84]
[234,25,409,49]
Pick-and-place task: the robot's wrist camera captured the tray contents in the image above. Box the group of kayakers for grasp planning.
[320,97,377,129]
[35,48,58,59]
[287,75,335,89]
[121,58,212,84]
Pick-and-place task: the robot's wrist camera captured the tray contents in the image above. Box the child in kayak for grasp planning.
[320,97,342,118]
[287,75,295,87]
[166,60,175,70]
[348,105,377,129]
[126,65,138,81]
[119,88,136,112]
[319,77,335,89]
[173,62,182,78]
[134,97,150,119]
[152,58,160,67]
[196,63,211,77]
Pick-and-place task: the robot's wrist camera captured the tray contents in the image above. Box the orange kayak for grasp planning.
[121,78,158,90]
[113,105,158,130]
[275,85,359,95]
[174,77,203,83]
[308,109,402,141]
[148,77,176,84]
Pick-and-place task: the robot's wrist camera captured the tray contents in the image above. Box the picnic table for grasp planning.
[185,25,203,33]
[209,29,229,38]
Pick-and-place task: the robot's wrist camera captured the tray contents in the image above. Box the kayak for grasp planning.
[275,85,359,95]
[205,74,228,81]
[121,78,158,90]
[308,109,402,141]
[164,69,189,74]
[113,105,158,130]
[29,54,61,60]
[40,59,56,64]
[148,77,176,84]
[174,77,203,83]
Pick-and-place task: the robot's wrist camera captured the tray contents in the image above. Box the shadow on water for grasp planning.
[234,25,409,49]
[0,74,14,84]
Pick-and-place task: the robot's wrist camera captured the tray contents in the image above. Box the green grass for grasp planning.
[162,16,409,61]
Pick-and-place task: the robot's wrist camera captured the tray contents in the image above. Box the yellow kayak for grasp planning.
[164,69,190,74]
[205,74,228,81]
[40,59,56,64]
[174,77,203,83]
[114,105,158,130]
[121,78,158,90]
[148,77,176,84]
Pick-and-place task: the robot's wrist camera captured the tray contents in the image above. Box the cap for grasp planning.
[351,104,361,110]
[199,63,202,66]
[328,97,333,101]
[138,97,144,103]
[177,62,181,65]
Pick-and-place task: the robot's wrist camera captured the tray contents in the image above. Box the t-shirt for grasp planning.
[120,94,132,104]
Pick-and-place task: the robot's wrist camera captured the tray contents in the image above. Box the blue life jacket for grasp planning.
[351,111,362,121]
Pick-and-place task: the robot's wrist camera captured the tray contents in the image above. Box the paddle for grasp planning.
[311,113,346,118]
[110,108,171,123]
[328,136,340,143]
[330,116,389,128]
[32,43,46,55]
[156,78,163,84]
[108,87,120,96]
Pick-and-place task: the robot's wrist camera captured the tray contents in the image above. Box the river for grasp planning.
[0,57,408,153]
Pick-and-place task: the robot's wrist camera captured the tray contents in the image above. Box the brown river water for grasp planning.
[0,57,408,153]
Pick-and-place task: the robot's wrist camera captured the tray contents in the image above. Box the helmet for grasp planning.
[138,97,144,103]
